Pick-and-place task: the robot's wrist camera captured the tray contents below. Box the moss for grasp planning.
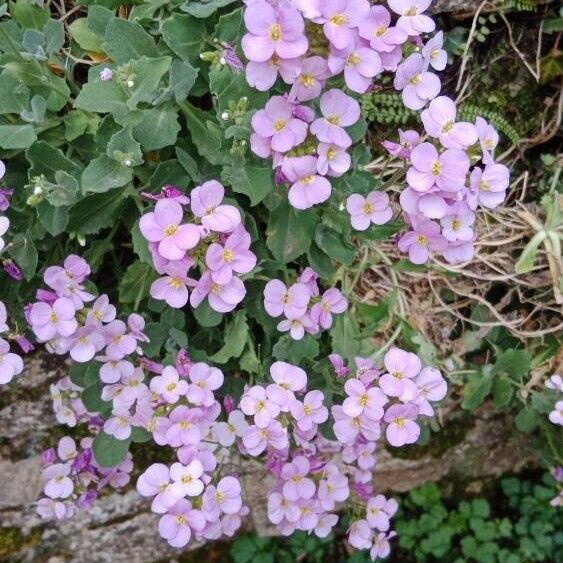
[0,526,42,560]
[386,412,474,461]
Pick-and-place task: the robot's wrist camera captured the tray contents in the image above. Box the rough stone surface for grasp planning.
[0,353,538,562]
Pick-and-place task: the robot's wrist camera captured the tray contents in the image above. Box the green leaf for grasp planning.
[266,202,318,263]
[46,171,80,207]
[515,232,546,274]
[315,225,356,265]
[492,375,514,408]
[131,220,152,264]
[223,166,274,206]
[169,58,198,102]
[131,427,151,443]
[92,431,130,468]
[515,406,538,432]
[0,71,30,114]
[493,349,531,380]
[119,262,156,308]
[272,335,320,363]
[69,18,104,52]
[107,127,143,166]
[214,6,243,43]
[8,231,37,280]
[81,384,112,415]
[462,374,492,410]
[133,106,181,151]
[193,300,223,327]
[0,124,36,149]
[161,13,207,66]
[180,102,228,165]
[182,0,238,17]
[26,141,81,181]
[74,77,128,114]
[81,154,132,193]
[127,56,171,109]
[64,109,99,141]
[12,0,49,30]
[210,311,248,363]
[37,201,68,236]
[103,17,158,64]
[67,187,125,235]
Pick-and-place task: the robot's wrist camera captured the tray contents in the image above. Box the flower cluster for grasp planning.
[0,300,24,384]
[263,267,347,339]
[37,435,132,521]
[235,351,446,558]
[50,375,89,427]
[546,374,563,426]
[139,182,256,312]
[550,466,563,508]
[136,359,248,547]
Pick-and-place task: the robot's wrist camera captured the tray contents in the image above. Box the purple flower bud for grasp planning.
[162,184,190,205]
[352,481,373,502]
[223,394,235,414]
[222,43,244,71]
[42,448,57,466]
[274,167,288,186]
[3,260,21,280]
[35,289,58,303]
[71,449,92,473]
[0,188,13,212]
[99,68,113,81]
[140,191,161,202]
[139,356,163,374]
[77,489,97,509]
[14,334,34,354]
[292,104,315,123]
[175,348,192,377]
[552,466,563,482]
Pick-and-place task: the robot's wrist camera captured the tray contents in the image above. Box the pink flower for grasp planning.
[99,357,134,384]
[366,494,395,531]
[251,96,308,153]
[246,56,300,91]
[0,338,23,384]
[240,385,281,427]
[86,294,116,326]
[187,362,224,407]
[475,116,499,163]
[214,410,248,447]
[469,164,509,209]
[103,320,137,358]
[264,279,310,319]
[342,378,387,419]
[407,142,469,193]
[328,39,382,93]
[205,226,256,284]
[388,0,435,36]
[441,210,475,242]
[359,6,407,52]
[190,180,241,233]
[165,406,202,447]
[104,411,132,441]
[348,518,373,549]
[317,143,351,177]
[412,366,447,415]
[68,326,105,362]
[422,31,447,71]
[277,314,315,340]
[397,219,446,264]
[139,199,200,260]
[317,0,371,50]
[379,347,421,398]
[241,1,308,62]
[168,460,205,498]
[271,360,307,393]
[346,191,393,231]
[150,366,188,404]
[421,96,478,149]
[268,491,300,524]
[384,403,420,446]
[281,456,315,500]
[309,288,348,329]
[315,513,339,538]
[370,531,397,559]
[289,56,331,101]
[203,476,242,518]
[318,464,349,510]
[310,89,361,147]
[190,271,246,313]
[42,463,73,499]
[394,53,440,110]
[242,420,288,456]
[29,297,77,341]
[290,390,328,431]
[158,499,206,548]
[382,129,420,159]
[549,401,563,425]
[329,353,350,378]
[281,156,332,209]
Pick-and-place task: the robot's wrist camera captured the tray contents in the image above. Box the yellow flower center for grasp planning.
[330,13,347,26]
[417,235,428,246]
[259,429,268,439]
[215,491,224,502]
[392,370,403,380]
[300,73,315,88]
[431,48,440,59]
[408,73,421,86]
[223,249,233,263]
[166,382,177,392]
[452,219,461,231]
[363,202,374,214]
[327,147,337,160]
[405,6,418,16]
[300,175,315,185]
[431,161,442,176]
[49,312,58,324]
[175,515,187,526]
[441,121,454,133]
[326,114,341,125]
[347,52,361,67]
[352,417,360,428]
[168,277,183,289]
[479,180,489,191]
[211,283,221,295]
[255,401,265,412]
[394,416,407,428]
[292,475,303,483]
[375,25,387,37]
[164,224,178,237]
[359,393,369,406]
[281,291,290,304]
[179,420,191,429]
[269,23,281,42]
[181,474,193,484]
[484,138,494,149]
[303,404,313,416]
[273,118,287,132]
[94,310,104,320]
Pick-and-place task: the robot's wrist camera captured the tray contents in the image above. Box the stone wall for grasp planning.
[0,353,538,562]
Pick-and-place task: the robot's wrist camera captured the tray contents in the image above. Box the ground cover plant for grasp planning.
[0,0,561,561]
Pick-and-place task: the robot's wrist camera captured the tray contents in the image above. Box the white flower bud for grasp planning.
[221,111,230,121]
[124,159,132,166]
[127,80,135,88]
[33,186,43,195]
[219,57,226,65]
